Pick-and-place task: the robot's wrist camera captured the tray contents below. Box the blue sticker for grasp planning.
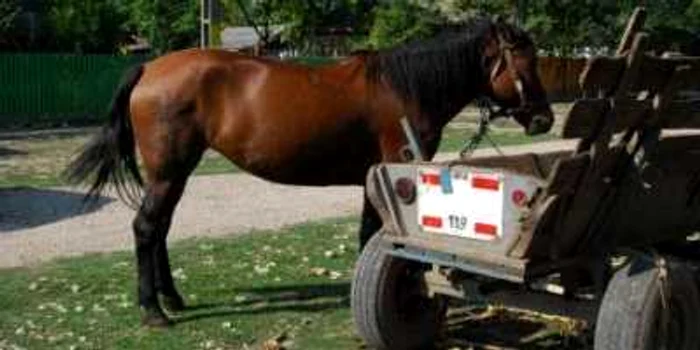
[440,168,453,194]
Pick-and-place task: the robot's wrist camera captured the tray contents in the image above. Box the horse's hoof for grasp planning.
[162,295,186,313]
[141,309,172,328]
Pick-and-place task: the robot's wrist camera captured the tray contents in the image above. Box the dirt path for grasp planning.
[0,140,578,268]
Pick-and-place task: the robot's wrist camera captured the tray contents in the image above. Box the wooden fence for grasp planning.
[537,56,587,102]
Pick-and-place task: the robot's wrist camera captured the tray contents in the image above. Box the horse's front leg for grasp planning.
[357,132,407,250]
[359,190,383,250]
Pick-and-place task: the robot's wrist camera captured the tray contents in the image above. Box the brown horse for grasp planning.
[65,17,554,327]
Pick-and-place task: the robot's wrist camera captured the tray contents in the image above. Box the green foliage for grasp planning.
[0,0,20,33]
[121,0,199,55]
[523,0,700,56]
[628,0,700,53]
[0,0,20,50]
[47,0,129,54]
[366,1,443,49]
[219,0,366,54]
[447,0,512,20]
[523,0,618,56]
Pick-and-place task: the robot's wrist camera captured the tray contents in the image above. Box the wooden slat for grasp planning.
[451,151,573,179]
[659,100,700,129]
[647,62,700,129]
[613,33,650,100]
[562,99,607,138]
[562,98,651,138]
[616,7,647,55]
[552,146,629,257]
[645,56,700,92]
[578,57,625,96]
[629,55,676,94]
[545,153,591,195]
[656,134,700,153]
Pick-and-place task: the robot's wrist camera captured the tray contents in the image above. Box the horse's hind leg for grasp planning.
[152,178,189,313]
[133,177,189,326]
[132,133,204,326]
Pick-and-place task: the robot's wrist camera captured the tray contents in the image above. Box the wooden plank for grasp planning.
[656,134,700,153]
[578,57,625,96]
[452,151,572,179]
[601,141,700,248]
[562,98,651,138]
[578,55,697,99]
[613,33,650,100]
[648,63,700,129]
[616,7,647,55]
[544,153,591,195]
[562,99,607,138]
[630,55,676,94]
[659,101,700,129]
[644,56,700,92]
[551,146,629,258]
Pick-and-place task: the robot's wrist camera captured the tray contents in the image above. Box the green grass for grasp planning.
[0,218,362,350]
[192,154,241,176]
[0,126,554,189]
[437,126,557,154]
[0,219,589,350]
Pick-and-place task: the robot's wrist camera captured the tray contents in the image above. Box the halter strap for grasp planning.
[490,31,528,109]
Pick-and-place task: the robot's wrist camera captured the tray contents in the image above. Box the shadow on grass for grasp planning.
[0,146,28,157]
[175,283,350,324]
[0,187,113,232]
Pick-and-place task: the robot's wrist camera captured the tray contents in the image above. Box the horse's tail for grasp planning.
[64,64,145,209]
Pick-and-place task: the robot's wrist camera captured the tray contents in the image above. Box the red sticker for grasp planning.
[421,216,443,228]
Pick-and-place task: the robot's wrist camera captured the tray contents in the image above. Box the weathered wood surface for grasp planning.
[566,56,700,137]
[447,150,572,179]
[520,8,700,262]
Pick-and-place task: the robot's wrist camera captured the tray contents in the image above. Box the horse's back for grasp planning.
[129,48,382,186]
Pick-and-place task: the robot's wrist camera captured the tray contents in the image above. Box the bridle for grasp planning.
[460,29,531,158]
[485,30,531,118]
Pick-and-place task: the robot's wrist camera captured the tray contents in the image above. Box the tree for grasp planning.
[522,0,700,57]
[366,1,443,49]
[0,0,21,49]
[522,0,619,56]
[47,0,129,53]
[121,0,199,55]
[621,0,700,53]
[220,0,365,55]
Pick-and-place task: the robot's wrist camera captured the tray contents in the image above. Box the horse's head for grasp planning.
[482,19,554,135]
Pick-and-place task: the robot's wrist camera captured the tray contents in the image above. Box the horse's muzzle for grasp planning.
[526,110,554,136]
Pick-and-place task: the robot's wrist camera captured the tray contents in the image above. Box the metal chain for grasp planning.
[459,98,505,158]
[653,252,670,350]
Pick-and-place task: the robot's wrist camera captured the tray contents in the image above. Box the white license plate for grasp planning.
[416,167,504,241]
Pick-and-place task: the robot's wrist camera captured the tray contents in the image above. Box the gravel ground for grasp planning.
[0,140,579,269]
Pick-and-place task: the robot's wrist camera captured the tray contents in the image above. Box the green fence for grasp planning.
[0,54,338,129]
[0,53,148,128]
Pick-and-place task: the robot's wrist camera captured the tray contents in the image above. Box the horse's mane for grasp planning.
[365,18,533,119]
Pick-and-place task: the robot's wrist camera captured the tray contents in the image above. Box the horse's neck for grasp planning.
[411,88,480,158]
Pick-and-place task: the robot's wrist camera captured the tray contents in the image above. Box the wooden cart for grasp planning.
[351,7,700,350]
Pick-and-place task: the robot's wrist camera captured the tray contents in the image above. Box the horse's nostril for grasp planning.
[527,115,554,135]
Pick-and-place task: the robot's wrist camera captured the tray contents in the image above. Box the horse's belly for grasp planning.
[242,118,380,186]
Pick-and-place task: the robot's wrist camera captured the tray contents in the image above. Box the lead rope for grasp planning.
[459,98,505,158]
[653,252,670,350]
